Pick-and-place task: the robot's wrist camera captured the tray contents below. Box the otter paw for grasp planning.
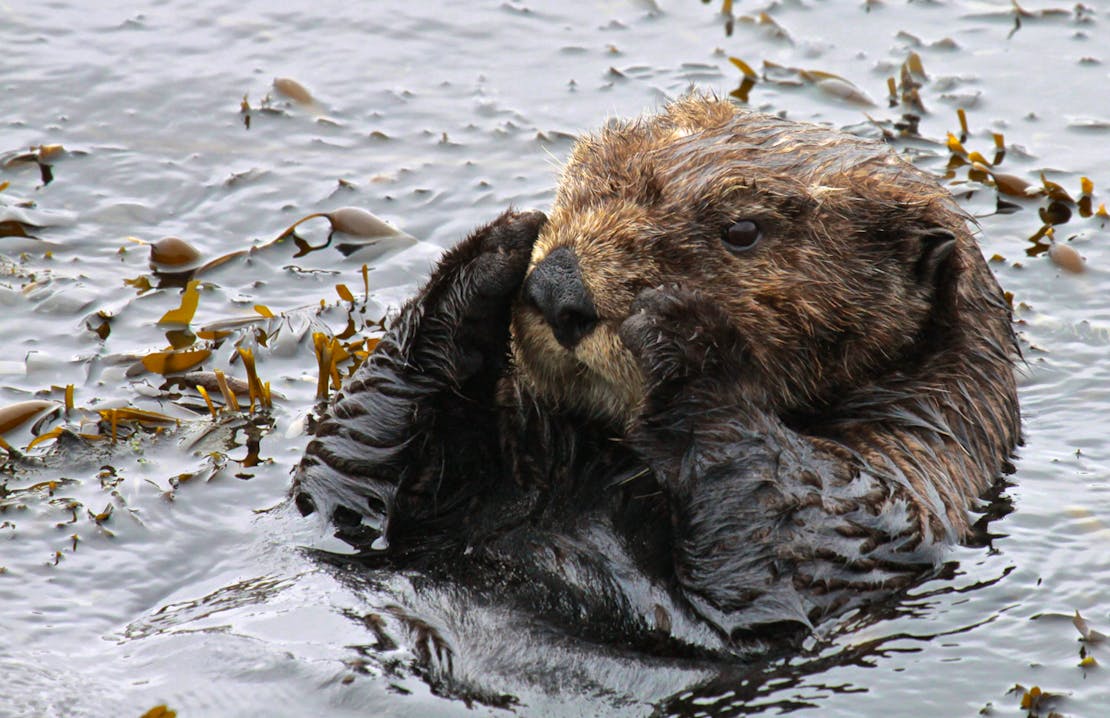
[460,209,547,304]
[424,209,546,314]
[619,285,745,392]
[416,209,546,384]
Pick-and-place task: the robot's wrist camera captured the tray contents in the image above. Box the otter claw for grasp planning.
[628,285,691,317]
[620,285,746,397]
[467,210,548,301]
[411,209,547,384]
[479,209,547,254]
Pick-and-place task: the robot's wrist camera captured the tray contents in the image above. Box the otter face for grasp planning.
[511,97,963,426]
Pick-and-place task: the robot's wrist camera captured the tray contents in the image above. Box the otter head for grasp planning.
[511,96,964,427]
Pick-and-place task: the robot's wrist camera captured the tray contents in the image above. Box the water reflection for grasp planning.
[293,486,1020,715]
[120,574,295,642]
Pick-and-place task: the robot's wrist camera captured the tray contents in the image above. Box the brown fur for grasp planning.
[296,96,1022,657]
[511,95,1020,539]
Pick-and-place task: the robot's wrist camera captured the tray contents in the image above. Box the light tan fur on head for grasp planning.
[511,95,984,429]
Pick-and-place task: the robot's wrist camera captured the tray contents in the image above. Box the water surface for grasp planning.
[2,1,1109,716]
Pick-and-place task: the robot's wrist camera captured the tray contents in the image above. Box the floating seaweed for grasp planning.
[938,107,1102,272]
[141,348,211,375]
[761,61,875,107]
[0,143,68,186]
[0,400,61,437]
[734,11,791,44]
[186,206,415,278]
[727,57,758,103]
[0,219,38,239]
[1047,242,1085,273]
[273,77,315,106]
[1073,610,1107,644]
[157,279,202,326]
[235,347,272,412]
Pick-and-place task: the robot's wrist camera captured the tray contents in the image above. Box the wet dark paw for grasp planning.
[463,209,547,303]
[619,285,744,393]
[417,209,546,384]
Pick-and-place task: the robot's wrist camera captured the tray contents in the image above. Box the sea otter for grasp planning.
[294,95,1020,653]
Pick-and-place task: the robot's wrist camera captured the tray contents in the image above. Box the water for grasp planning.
[2,1,1109,715]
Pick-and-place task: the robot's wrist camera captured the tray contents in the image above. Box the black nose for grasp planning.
[523,246,598,349]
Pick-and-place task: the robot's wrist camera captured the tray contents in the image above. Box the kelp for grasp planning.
[0,400,61,436]
[1047,242,1084,273]
[0,143,68,186]
[149,237,203,272]
[141,349,211,375]
[762,61,874,106]
[727,57,758,102]
[157,280,202,326]
[941,108,1102,268]
[273,77,315,106]
[0,219,37,239]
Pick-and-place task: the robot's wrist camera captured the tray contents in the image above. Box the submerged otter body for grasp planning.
[294,97,1020,662]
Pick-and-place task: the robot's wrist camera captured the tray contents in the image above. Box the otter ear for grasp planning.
[913,227,958,287]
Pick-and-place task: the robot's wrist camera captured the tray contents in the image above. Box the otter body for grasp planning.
[295,97,1019,655]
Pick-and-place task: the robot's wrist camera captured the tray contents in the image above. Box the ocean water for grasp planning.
[2,1,1108,716]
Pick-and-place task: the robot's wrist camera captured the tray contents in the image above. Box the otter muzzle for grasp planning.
[523,246,598,349]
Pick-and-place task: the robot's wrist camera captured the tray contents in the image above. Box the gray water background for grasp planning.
[2,1,1109,716]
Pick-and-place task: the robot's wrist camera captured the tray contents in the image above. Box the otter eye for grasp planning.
[722,220,762,253]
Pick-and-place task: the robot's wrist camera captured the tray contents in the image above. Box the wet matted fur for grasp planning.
[294,95,1020,654]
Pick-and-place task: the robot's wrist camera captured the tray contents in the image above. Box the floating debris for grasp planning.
[240,93,251,129]
[328,206,406,238]
[273,77,315,106]
[1048,242,1085,273]
[141,348,211,375]
[988,169,1040,199]
[0,400,61,436]
[235,347,271,412]
[260,206,417,261]
[190,206,416,275]
[168,370,250,398]
[196,385,218,419]
[1,144,65,186]
[157,279,201,326]
[727,56,758,102]
[259,206,412,251]
[149,237,203,271]
[1041,172,1074,203]
[312,332,339,401]
[735,11,791,44]
[1074,610,1107,643]
[886,52,927,114]
[98,407,179,429]
[761,61,875,107]
[904,51,927,82]
[1010,683,1065,715]
[214,370,241,412]
[0,219,38,239]
[1040,201,1072,226]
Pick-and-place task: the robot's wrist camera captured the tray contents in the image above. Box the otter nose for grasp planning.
[524,246,598,349]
